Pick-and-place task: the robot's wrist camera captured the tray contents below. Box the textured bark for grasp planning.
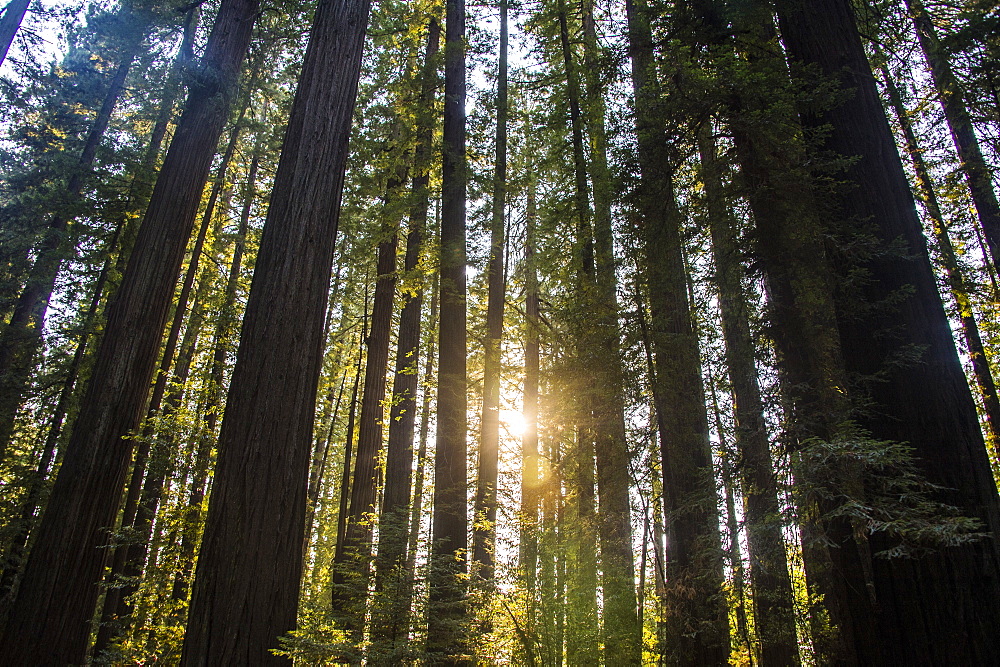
[698,125,799,665]
[0,2,259,660]
[426,0,470,655]
[777,0,1000,662]
[472,0,507,586]
[370,18,439,654]
[0,0,29,66]
[624,0,728,661]
[181,0,371,659]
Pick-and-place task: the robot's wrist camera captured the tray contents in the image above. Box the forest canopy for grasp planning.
[0,0,998,663]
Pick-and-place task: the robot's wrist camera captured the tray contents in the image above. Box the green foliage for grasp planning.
[796,423,986,559]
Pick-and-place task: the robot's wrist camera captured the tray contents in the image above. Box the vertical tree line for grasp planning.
[0,0,996,663]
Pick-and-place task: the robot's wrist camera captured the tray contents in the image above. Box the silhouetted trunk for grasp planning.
[518,167,539,645]
[698,124,799,665]
[0,1,258,658]
[472,0,507,587]
[331,190,401,636]
[555,2,600,660]
[336,308,367,561]
[777,0,1000,661]
[370,17,439,655]
[182,0,371,659]
[0,0,30,66]
[906,0,1000,268]
[401,279,437,644]
[624,0,728,661]
[579,1,640,659]
[426,0,470,655]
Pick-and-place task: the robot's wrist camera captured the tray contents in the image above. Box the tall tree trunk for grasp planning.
[472,0,508,588]
[518,166,540,648]
[692,3,878,660]
[93,117,245,656]
[181,0,371,660]
[0,35,141,460]
[776,0,1000,662]
[426,0,470,654]
[624,0,728,661]
[905,0,1000,268]
[0,1,259,659]
[709,379,753,663]
[402,279,438,642]
[370,16,439,655]
[879,59,1000,467]
[579,1,641,660]
[554,2,600,661]
[336,304,367,562]
[0,0,29,67]
[698,123,799,665]
[331,194,400,637]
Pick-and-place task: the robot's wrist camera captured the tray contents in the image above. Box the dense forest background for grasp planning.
[0,0,998,663]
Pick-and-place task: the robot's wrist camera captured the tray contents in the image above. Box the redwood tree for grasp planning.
[0,2,260,660]
[181,0,373,660]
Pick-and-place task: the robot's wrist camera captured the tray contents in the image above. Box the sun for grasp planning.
[501,408,526,438]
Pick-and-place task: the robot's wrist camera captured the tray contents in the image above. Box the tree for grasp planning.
[426,0,470,655]
[0,2,261,660]
[776,0,1000,660]
[181,0,373,659]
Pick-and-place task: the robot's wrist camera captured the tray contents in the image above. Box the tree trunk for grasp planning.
[0,0,30,66]
[181,0,371,660]
[777,0,1000,661]
[554,3,602,661]
[624,0,728,661]
[336,306,367,562]
[426,0,470,654]
[906,0,1000,269]
[879,59,1000,469]
[330,195,400,637]
[370,17,439,655]
[472,0,508,588]
[581,2,641,660]
[0,1,259,659]
[698,123,799,665]
[402,279,438,643]
[518,165,540,649]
